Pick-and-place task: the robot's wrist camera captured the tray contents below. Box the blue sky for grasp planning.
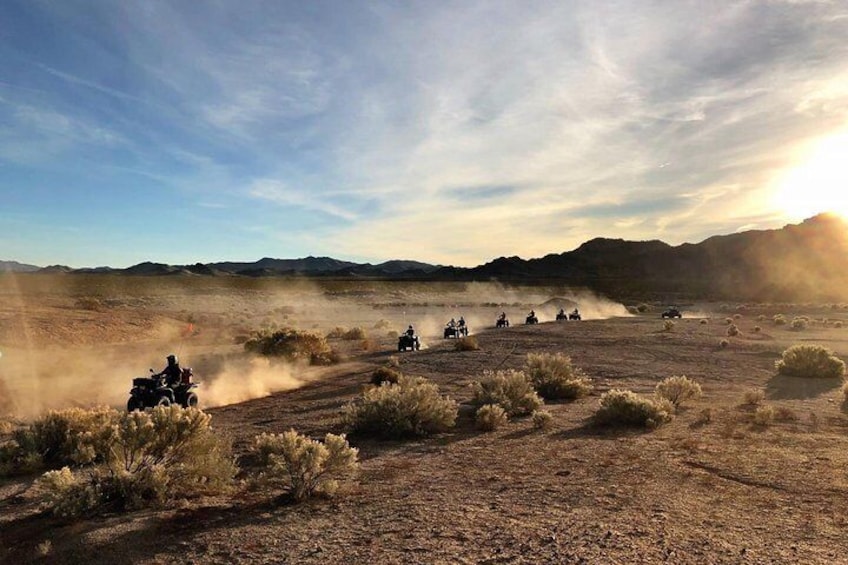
[1,0,847,268]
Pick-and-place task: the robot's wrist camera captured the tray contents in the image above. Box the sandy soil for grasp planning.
[2,276,848,564]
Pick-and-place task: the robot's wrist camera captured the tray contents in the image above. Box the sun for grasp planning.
[771,131,848,220]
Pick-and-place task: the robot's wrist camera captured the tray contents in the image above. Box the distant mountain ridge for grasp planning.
[4,214,847,300]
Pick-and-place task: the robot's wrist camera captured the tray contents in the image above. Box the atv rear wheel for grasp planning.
[127,397,144,412]
[183,392,198,408]
[156,396,171,407]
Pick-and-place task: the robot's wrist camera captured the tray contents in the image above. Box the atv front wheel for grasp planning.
[183,392,198,408]
[156,396,171,407]
[127,397,144,412]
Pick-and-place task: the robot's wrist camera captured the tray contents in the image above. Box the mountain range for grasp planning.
[4,214,848,301]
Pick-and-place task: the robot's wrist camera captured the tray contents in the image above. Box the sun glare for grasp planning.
[772,131,848,220]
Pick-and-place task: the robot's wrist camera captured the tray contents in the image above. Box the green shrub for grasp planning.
[35,406,235,516]
[371,366,401,386]
[726,324,739,337]
[593,389,673,428]
[455,336,480,351]
[471,370,543,417]
[251,430,358,501]
[775,345,845,378]
[523,353,592,400]
[343,377,458,438]
[654,376,702,409]
[475,404,508,432]
[532,410,554,430]
[245,328,338,365]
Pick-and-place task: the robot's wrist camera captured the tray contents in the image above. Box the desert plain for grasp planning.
[2,274,848,564]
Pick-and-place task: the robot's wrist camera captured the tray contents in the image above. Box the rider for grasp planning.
[572,308,580,316]
[499,312,507,321]
[406,325,415,337]
[448,318,457,328]
[558,308,565,317]
[458,316,466,327]
[529,310,536,318]
[155,354,182,387]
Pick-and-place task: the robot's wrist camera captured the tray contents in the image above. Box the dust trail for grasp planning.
[201,357,303,408]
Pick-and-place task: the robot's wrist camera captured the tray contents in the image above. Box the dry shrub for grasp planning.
[2,407,118,475]
[836,321,844,329]
[371,366,401,386]
[593,389,673,428]
[35,406,235,516]
[773,406,798,422]
[757,315,766,321]
[791,317,808,331]
[343,376,457,438]
[753,405,775,426]
[455,336,480,351]
[245,328,338,365]
[773,314,787,325]
[733,313,743,320]
[326,326,347,339]
[386,355,400,368]
[663,320,675,331]
[743,389,765,406]
[471,369,543,417]
[726,324,740,337]
[251,430,358,501]
[532,410,554,430]
[699,319,708,325]
[475,404,508,432]
[523,353,592,400]
[725,317,733,325]
[361,338,378,352]
[693,408,712,426]
[775,344,846,379]
[636,303,649,313]
[719,339,729,348]
[654,376,702,408]
[343,327,368,340]
[753,326,762,333]
[387,330,399,339]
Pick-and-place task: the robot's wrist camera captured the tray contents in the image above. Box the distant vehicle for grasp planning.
[569,309,582,321]
[496,317,510,328]
[556,310,567,321]
[525,314,539,325]
[128,368,198,411]
[661,307,682,319]
[443,325,469,339]
[398,333,421,351]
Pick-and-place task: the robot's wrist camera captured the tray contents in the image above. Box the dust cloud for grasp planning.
[201,357,303,408]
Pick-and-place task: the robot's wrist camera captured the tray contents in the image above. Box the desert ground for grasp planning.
[2,275,848,564]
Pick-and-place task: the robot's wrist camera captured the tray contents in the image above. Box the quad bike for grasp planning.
[661,307,682,319]
[556,311,567,321]
[496,318,510,328]
[569,310,582,321]
[127,367,199,411]
[398,334,421,351]
[525,315,539,325]
[443,325,469,339]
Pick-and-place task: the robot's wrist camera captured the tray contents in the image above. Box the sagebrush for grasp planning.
[475,404,508,431]
[343,376,457,438]
[523,352,592,400]
[252,430,358,501]
[245,328,339,365]
[471,369,543,417]
[775,344,846,379]
[654,376,702,408]
[593,389,674,428]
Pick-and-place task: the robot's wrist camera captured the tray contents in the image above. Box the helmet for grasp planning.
[167,354,178,365]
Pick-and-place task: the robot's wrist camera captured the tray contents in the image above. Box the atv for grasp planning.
[128,367,199,411]
[569,310,582,321]
[496,317,510,328]
[443,324,469,339]
[661,307,682,319]
[525,314,539,325]
[556,311,567,321]
[398,333,421,351]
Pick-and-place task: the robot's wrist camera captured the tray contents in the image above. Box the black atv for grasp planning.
[496,317,510,328]
[443,325,469,339]
[128,368,199,411]
[398,333,421,351]
[569,310,582,321]
[556,311,567,321]
[661,307,682,319]
[525,314,539,325]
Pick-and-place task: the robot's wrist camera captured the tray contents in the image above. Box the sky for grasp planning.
[1,0,847,268]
